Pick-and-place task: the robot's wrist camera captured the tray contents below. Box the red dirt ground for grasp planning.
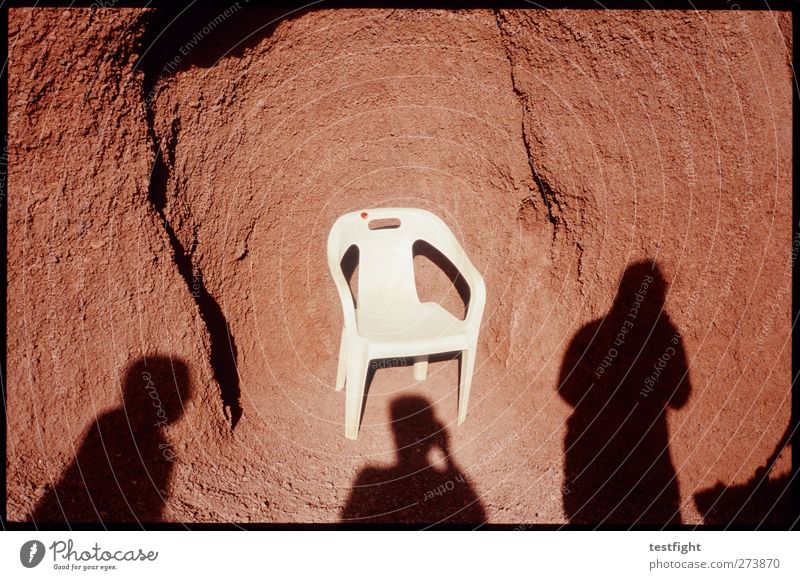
[7,8,793,526]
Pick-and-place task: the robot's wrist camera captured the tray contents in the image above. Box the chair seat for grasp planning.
[356,302,469,356]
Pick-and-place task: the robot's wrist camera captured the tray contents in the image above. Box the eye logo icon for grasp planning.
[20,540,46,568]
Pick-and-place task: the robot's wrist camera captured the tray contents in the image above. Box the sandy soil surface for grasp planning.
[7,7,793,526]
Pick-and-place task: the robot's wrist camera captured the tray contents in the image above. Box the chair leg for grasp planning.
[345,348,368,440]
[335,330,346,391]
[458,345,477,425]
[413,356,428,380]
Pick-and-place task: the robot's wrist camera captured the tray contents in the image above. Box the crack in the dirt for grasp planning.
[145,132,243,430]
[495,10,591,294]
[133,5,312,431]
[138,12,243,430]
[494,10,562,241]
[522,131,560,233]
[576,241,586,296]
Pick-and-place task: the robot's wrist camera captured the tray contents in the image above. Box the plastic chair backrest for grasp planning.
[327,208,470,318]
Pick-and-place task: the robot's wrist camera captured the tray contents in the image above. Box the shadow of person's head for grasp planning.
[120,356,192,428]
[614,260,667,310]
[603,260,671,338]
[390,395,448,468]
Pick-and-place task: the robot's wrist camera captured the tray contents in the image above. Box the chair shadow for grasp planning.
[694,425,792,527]
[413,240,470,319]
[558,261,691,525]
[341,395,486,526]
[29,355,192,524]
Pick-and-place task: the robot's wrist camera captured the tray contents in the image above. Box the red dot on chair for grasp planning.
[361,212,368,219]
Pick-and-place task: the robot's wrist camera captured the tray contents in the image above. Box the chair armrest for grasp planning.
[421,231,486,334]
[459,257,486,335]
[327,244,357,331]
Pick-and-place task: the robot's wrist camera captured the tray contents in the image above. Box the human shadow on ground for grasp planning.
[694,425,792,527]
[558,261,691,525]
[341,395,486,526]
[30,356,191,524]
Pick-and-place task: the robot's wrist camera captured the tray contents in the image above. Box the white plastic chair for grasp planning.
[327,208,486,439]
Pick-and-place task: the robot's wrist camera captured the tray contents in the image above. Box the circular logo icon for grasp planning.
[20,540,46,568]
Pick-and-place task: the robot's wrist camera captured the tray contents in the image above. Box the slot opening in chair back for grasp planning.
[368,217,401,230]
